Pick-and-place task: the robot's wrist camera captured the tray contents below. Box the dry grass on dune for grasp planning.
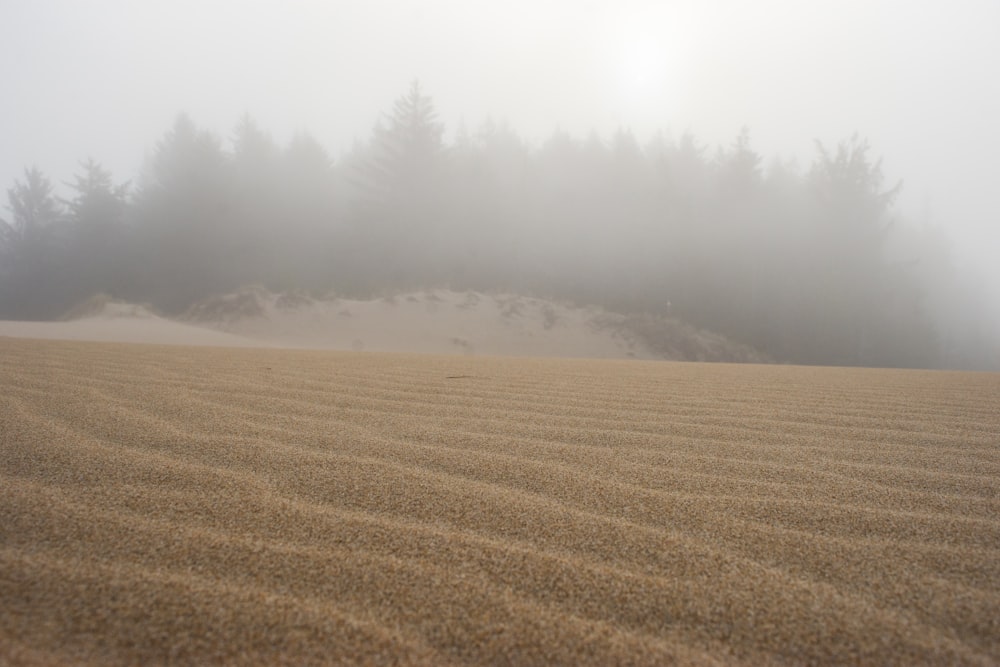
[1,337,999,665]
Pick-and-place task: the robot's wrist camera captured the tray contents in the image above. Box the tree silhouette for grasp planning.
[2,166,62,253]
[63,159,131,300]
[805,134,903,364]
[65,159,129,234]
[349,81,447,288]
[0,167,66,318]
[132,114,233,312]
[278,132,340,291]
[718,126,762,198]
[362,80,445,201]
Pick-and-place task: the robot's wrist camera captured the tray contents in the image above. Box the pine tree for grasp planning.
[0,167,66,318]
[2,166,62,254]
[806,135,903,365]
[63,159,130,299]
[362,80,445,200]
[65,159,129,232]
[132,114,233,312]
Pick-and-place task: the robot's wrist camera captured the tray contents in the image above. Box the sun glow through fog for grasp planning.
[605,24,689,134]
[620,37,671,91]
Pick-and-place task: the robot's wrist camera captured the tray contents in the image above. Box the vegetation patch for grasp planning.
[61,293,160,320]
[183,286,269,323]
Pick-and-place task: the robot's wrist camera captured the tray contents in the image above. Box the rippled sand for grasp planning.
[2,337,998,665]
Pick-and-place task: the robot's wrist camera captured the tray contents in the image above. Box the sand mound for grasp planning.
[1,338,998,665]
[0,294,269,348]
[184,287,764,362]
[1,288,763,361]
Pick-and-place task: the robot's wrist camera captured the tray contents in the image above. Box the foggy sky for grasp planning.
[2,0,998,307]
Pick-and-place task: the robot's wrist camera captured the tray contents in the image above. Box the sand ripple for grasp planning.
[2,338,999,665]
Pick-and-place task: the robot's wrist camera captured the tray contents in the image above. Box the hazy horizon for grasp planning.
[3,0,998,318]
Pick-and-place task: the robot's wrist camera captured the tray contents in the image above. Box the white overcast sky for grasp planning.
[2,0,998,295]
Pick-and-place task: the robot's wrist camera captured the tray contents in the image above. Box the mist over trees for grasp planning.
[0,82,994,370]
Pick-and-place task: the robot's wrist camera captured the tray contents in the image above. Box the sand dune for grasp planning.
[2,337,998,665]
[0,289,765,363]
[185,287,654,358]
[0,303,270,349]
[184,287,765,362]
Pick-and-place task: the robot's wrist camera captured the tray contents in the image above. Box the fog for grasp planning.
[1,0,998,368]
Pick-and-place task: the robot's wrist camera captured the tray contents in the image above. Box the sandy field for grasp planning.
[2,336,999,665]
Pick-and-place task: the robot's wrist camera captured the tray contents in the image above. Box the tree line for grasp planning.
[1,82,992,369]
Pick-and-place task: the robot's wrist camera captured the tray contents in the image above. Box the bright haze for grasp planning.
[1,0,998,360]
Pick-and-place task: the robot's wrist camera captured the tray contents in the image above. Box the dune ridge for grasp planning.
[0,288,767,363]
[2,337,999,665]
